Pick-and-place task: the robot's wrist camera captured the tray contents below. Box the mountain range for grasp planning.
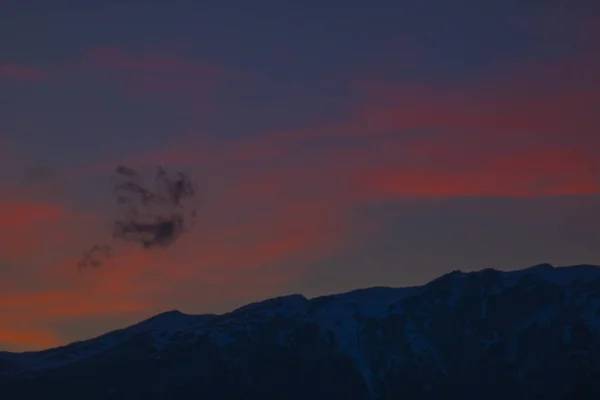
[1,263,599,399]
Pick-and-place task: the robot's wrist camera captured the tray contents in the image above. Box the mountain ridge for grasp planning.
[1,263,600,399]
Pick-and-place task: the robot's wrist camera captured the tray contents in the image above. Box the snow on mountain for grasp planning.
[1,263,600,399]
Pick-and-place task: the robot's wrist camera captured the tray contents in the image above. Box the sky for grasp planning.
[0,0,599,351]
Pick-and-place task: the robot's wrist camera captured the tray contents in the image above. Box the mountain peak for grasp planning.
[230,294,308,318]
[2,264,600,399]
[526,262,555,270]
[137,309,196,328]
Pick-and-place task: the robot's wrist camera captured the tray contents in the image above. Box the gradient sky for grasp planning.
[1,1,599,351]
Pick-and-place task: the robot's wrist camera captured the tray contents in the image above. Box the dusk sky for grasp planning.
[1,1,599,351]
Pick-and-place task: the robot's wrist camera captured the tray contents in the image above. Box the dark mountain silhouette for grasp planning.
[1,263,599,399]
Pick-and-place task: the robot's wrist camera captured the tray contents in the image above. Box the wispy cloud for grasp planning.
[0,325,59,350]
[0,62,48,82]
[84,46,222,97]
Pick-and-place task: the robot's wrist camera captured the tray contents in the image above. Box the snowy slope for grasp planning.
[1,263,600,399]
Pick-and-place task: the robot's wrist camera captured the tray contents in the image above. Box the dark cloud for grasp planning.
[112,215,186,249]
[77,165,197,269]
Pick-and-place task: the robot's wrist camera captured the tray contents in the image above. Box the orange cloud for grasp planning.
[0,202,64,229]
[204,52,599,202]
[338,57,600,201]
[0,201,68,264]
[0,290,149,321]
[347,144,600,201]
[0,325,60,350]
[0,282,151,351]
